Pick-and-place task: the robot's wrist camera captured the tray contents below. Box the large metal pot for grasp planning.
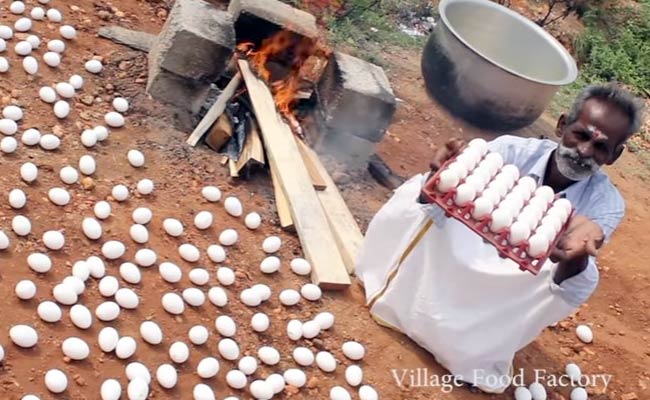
[421,0,578,131]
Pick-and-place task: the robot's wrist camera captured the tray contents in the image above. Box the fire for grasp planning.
[237,30,331,135]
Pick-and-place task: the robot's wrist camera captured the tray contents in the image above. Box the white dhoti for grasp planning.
[356,174,576,393]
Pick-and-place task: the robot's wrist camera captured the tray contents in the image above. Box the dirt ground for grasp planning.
[0,1,648,400]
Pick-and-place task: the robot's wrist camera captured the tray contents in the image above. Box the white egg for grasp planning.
[359,385,379,400]
[183,288,206,307]
[31,7,45,20]
[0,57,7,73]
[0,230,9,250]
[261,238,282,255]
[13,215,32,236]
[240,288,262,307]
[129,209,152,226]
[201,186,222,202]
[0,26,13,40]
[238,356,258,375]
[0,136,16,153]
[208,287,228,307]
[528,382,547,400]
[129,224,149,244]
[15,280,36,300]
[126,363,151,385]
[260,256,280,274]
[177,244,200,263]
[20,129,40,147]
[250,380,274,400]
[0,119,18,135]
[10,325,38,348]
[293,347,314,366]
[99,276,119,297]
[169,341,190,364]
[489,208,512,233]
[10,1,25,14]
[197,357,220,378]
[188,325,209,345]
[194,211,213,230]
[112,97,129,112]
[258,346,280,365]
[85,59,103,74]
[38,301,61,322]
[44,369,67,393]
[540,214,563,235]
[224,196,243,216]
[565,362,581,382]
[70,304,92,329]
[46,39,64,53]
[242,213,261,230]
[61,276,84,297]
[124,150,145,169]
[94,201,111,219]
[23,56,38,74]
[508,221,531,246]
[576,324,593,343]
[127,378,149,400]
[311,313,334,331]
[453,183,476,207]
[251,284,271,302]
[62,337,89,360]
[215,315,236,337]
[248,312,270,333]
[136,179,154,195]
[43,230,65,250]
[302,320,321,339]
[3,105,23,121]
[435,169,460,193]
[139,321,163,345]
[115,336,137,359]
[40,134,61,150]
[134,248,157,267]
[155,364,177,389]
[226,369,247,389]
[43,51,60,67]
[46,8,62,22]
[219,229,238,246]
[101,379,122,400]
[216,267,235,286]
[345,365,363,387]
[14,40,33,55]
[14,18,32,32]
[79,155,96,175]
[193,383,215,400]
[287,259,311,277]
[112,184,129,201]
[162,218,182,237]
[283,369,306,388]
[553,198,573,215]
[95,127,109,143]
[81,129,97,147]
[87,256,106,278]
[162,293,184,315]
[342,341,365,361]
[119,262,141,284]
[53,283,77,305]
[105,112,124,127]
[8,189,26,209]
[570,387,587,400]
[98,327,120,352]
[218,338,240,360]
[53,100,70,119]
[527,233,550,258]
[60,25,76,39]
[266,374,286,395]
[316,351,337,372]
[27,254,53,275]
[535,224,557,245]
[330,386,352,400]
[286,319,303,341]
[207,244,226,262]
[158,262,182,283]
[69,74,84,89]
[301,284,322,301]
[280,289,300,306]
[39,87,57,104]
[102,240,126,260]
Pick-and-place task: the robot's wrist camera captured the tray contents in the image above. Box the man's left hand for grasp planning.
[550,215,605,263]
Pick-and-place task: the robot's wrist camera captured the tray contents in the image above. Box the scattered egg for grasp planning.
[330,386,352,400]
[208,287,228,307]
[252,284,271,302]
[251,312,270,332]
[188,325,209,345]
[136,179,154,195]
[302,321,320,339]
[14,18,32,32]
[290,258,312,276]
[15,280,36,300]
[240,288,262,307]
[130,224,149,244]
[10,1,26,14]
[127,378,149,400]
[13,215,32,236]
[155,364,177,389]
[126,150,145,169]
[358,385,379,400]
[105,112,124,128]
[169,341,190,364]
[44,369,67,393]
[570,387,587,400]
[179,243,200,262]
[345,365,363,387]
[85,59,103,74]
[224,196,243,216]
[301,283,322,301]
[283,369,306,388]
[193,383,215,400]
[115,336,137,359]
[23,56,38,74]
[40,134,61,150]
[83,217,104,240]
[87,256,106,278]
[219,229,238,246]
[94,201,111,219]
[207,244,226,263]
[62,337,89,360]
[163,218,184,237]
[140,321,163,345]
[53,283,77,305]
[576,325,593,343]
[250,380,274,400]
[262,236,282,253]
[126,363,151,385]
[38,301,61,322]
[135,248,157,267]
[46,8,62,22]
[266,374,285,395]
[158,262,182,283]
[162,293,184,315]
[63,276,85,295]
[194,211,213,230]
[279,289,300,306]
[69,74,84,89]
[218,338,239,360]
[81,129,97,147]
[0,119,18,135]
[101,379,122,400]
[98,276,119,297]
[102,240,126,260]
[28,252,51,273]
[260,256,280,274]
[197,357,220,378]
[0,26,13,40]
[183,288,206,307]
[10,325,38,348]
[98,327,120,352]
[315,312,335,330]
[3,105,23,120]
[43,230,64,250]
[226,369,247,389]
[0,136,17,153]
[113,97,129,112]
[202,186,222,202]
[293,347,315,366]
[112,184,129,201]
[120,262,141,284]
[529,382,547,400]
[79,155,96,175]
[60,25,76,39]
[0,57,7,73]
[316,351,337,372]
[342,341,365,360]
[53,100,70,119]
[43,51,60,67]
[215,316,237,337]
[9,189,26,209]
[0,230,9,250]
[238,356,258,375]
[132,208,152,225]
[258,346,280,366]
[31,7,45,20]
[287,320,303,341]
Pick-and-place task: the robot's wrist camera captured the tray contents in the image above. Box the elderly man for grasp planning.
[356,84,644,393]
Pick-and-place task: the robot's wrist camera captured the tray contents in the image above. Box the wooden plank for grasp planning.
[238,59,350,289]
[295,138,327,191]
[304,145,364,274]
[98,26,156,52]
[270,165,295,231]
[220,156,229,166]
[235,119,266,173]
[187,72,242,146]
[228,159,239,178]
[205,114,233,152]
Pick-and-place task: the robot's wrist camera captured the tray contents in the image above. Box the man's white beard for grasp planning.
[555,143,600,181]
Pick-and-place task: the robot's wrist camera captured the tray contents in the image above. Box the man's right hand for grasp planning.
[429,138,466,172]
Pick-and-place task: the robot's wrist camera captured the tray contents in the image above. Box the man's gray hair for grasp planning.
[566,83,645,137]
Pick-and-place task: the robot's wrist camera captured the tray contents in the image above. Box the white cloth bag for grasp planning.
[356,174,576,393]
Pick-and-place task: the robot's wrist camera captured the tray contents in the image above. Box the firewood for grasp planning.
[204,114,232,152]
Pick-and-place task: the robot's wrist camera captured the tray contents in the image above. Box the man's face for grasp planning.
[556,98,631,181]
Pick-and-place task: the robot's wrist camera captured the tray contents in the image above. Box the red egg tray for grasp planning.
[420,159,574,275]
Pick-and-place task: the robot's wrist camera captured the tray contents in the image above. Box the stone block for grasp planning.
[309,124,377,169]
[152,0,235,82]
[317,52,396,143]
[228,0,319,45]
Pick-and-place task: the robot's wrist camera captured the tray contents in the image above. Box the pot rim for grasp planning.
[438,0,579,86]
